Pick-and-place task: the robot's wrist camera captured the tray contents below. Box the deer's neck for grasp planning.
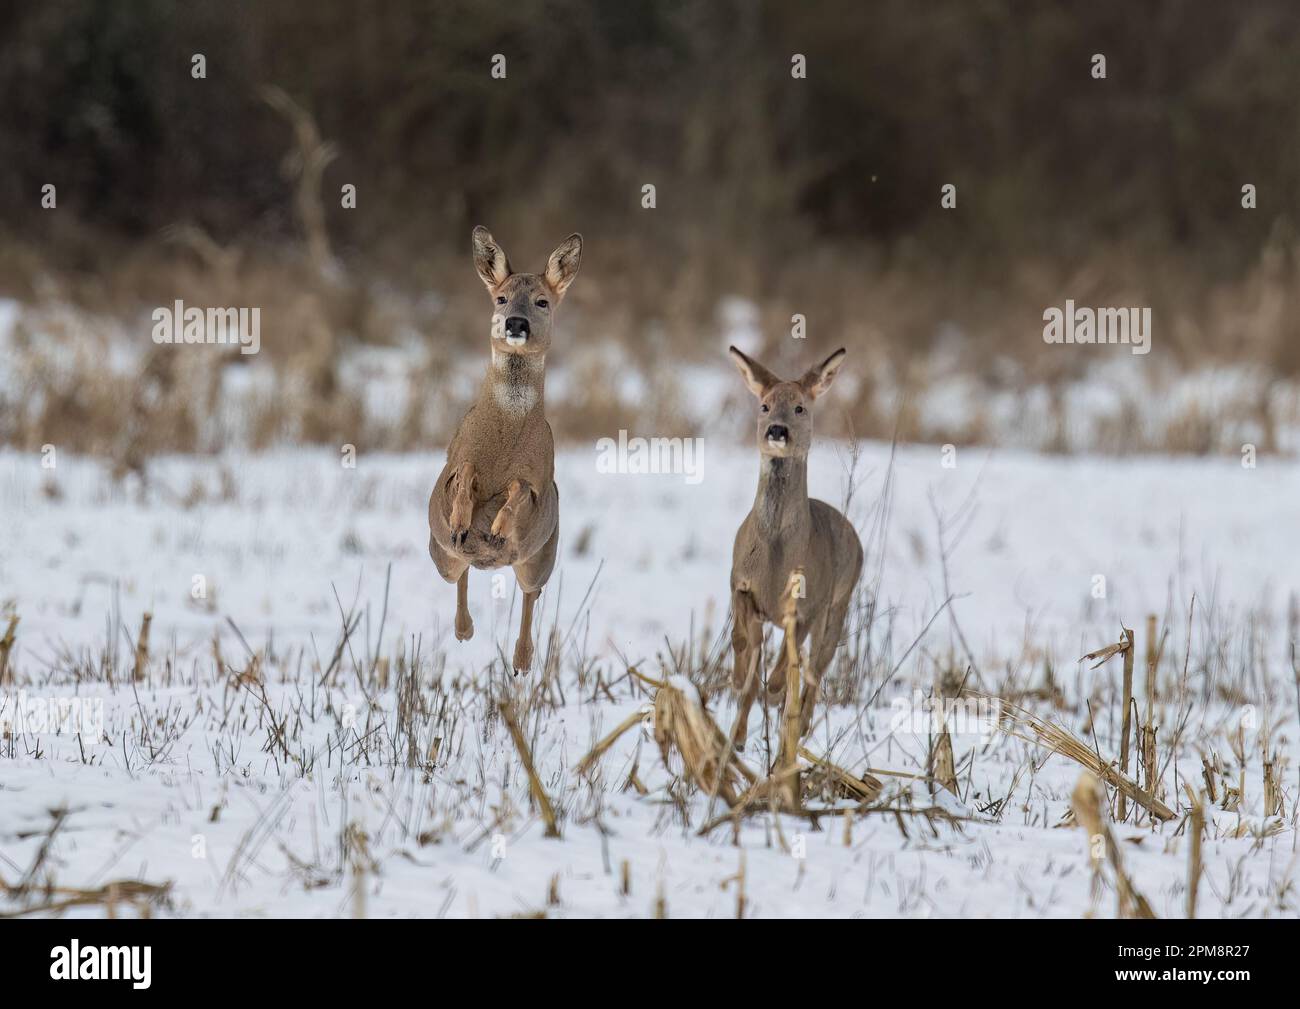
[483,350,545,420]
[754,456,810,535]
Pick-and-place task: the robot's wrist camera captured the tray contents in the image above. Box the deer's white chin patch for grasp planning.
[766,436,788,450]
[505,335,527,347]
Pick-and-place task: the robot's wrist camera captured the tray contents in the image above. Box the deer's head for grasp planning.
[472,226,582,359]
[728,346,847,460]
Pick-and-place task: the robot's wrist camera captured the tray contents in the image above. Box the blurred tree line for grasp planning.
[1,0,1298,310]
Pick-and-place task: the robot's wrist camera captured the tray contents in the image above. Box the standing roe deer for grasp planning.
[727,345,863,746]
[428,226,582,673]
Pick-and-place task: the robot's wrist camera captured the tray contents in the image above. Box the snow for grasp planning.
[1,443,1297,918]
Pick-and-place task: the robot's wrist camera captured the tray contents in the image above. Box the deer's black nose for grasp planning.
[504,316,530,340]
[766,424,789,441]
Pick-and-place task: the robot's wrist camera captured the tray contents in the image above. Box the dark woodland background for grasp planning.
[4,0,1300,458]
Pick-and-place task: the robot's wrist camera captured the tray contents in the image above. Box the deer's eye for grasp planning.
[536,298,549,309]
[495,296,507,305]
[760,404,770,413]
[795,405,804,414]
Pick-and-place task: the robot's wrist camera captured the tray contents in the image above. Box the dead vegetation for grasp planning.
[0,809,172,919]
[0,524,1294,918]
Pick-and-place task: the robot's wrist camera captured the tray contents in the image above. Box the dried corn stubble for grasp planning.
[0,613,18,686]
[1079,632,1132,669]
[1200,751,1220,804]
[928,724,958,797]
[798,747,884,804]
[776,569,805,810]
[1263,755,1284,818]
[1071,771,1156,919]
[132,611,152,682]
[498,699,561,838]
[1185,787,1205,919]
[652,676,756,807]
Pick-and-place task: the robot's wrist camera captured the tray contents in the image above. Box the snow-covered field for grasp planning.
[1,443,1296,918]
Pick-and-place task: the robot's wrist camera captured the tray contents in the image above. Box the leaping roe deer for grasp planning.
[428,227,582,673]
[727,346,863,747]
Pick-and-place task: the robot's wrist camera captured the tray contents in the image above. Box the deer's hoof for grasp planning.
[490,506,516,541]
[455,610,474,641]
[492,480,532,541]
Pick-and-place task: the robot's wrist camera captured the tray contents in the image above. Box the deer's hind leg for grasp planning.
[507,481,559,674]
[799,592,853,737]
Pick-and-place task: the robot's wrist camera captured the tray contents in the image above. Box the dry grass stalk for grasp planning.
[620,860,630,897]
[720,855,748,919]
[1071,772,1156,919]
[1263,753,1283,818]
[344,821,371,919]
[1200,753,1220,804]
[132,611,152,682]
[987,694,1175,821]
[211,629,225,677]
[1144,613,1160,709]
[0,613,17,686]
[624,765,648,796]
[232,654,263,688]
[862,766,933,782]
[1138,615,1165,813]
[574,708,644,778]
[1118,626,1135,820]
[498,699,561,838]
[776,569,805,810]
[1227,722,1247,812]
[697,785,969,837]
[1186,790,1205,918]
[1140,723,1159,805]
[0,878,171,919]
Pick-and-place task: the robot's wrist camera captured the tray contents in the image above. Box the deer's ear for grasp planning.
[728,346,778,399]
[800,348,847,399]
[472,226,512,289]
[544,233,582,298]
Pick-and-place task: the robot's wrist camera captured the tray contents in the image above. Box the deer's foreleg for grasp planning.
[455,568,474,641]
[512,589,539,674]
[490,478,537,543]
[730,590,764,749]
[446,462,478,546]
